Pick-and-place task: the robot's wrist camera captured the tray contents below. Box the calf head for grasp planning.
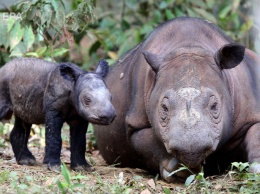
[143,44,245,169]
[60,60,116,124]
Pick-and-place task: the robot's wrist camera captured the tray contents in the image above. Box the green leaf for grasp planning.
[163,187,171,194]
[185,174,195,186]
[174,8,185,17]
[53,48,69,57]
[10,22,25,51]
[159,1,168,9]
[167,166,187,177]
[60,163,70,185]
[25,52,39,57]
[36,46,47,56]
[191,0,207,8]
[187,8,197,17]
[154,10,162,23]
[70,183,84,189]
[24,26,35,50]
[193,7,217,23]
[218,4,231,19]
[7,18,16,32]
[0,16,9,47]
[57,181,66,194]
[165,9,175,20]
[195,172,204,180]
[10,42,27,57]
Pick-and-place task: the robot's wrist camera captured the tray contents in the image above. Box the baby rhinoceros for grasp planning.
[0,58,116,171]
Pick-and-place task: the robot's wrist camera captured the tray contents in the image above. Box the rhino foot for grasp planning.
[71,164,95,172]
[43,164,61,173]
[249,163,260,173]
[18,158,39,166]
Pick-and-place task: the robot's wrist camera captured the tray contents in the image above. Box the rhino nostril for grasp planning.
[99,110,116,123]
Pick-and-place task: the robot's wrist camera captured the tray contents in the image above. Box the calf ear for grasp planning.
[59,63,81,82]
[95,59,109,77]
[214,43,245,70]
[143,51,163,73]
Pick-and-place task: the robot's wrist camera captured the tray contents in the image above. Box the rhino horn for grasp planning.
[214,43,245,70]
[143,51,164,72]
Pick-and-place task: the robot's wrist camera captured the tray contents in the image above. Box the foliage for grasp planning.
[0,0,259,69]
[88,0,256,66]
[0,0,95,64]
[56,163,88,193]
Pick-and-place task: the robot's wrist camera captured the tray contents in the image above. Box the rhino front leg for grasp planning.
[10,116,37,165]
[43,110,64,171]
[130,127,192,182]
[67,118,93,172]
[243,123,260,172]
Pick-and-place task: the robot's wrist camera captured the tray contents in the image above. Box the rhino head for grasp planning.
[143,44,245,170]
[60,59,116,125]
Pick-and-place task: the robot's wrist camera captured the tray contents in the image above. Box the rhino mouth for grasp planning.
[178,153,206,169]
[88,115,115,125]
[161,158,202,183]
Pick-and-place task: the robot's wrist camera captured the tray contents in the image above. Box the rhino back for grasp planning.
[0,58,56,123]
[142,17,233,56]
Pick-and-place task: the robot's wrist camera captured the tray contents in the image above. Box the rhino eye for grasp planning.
[209,95,220,119]
[211,102,218,112]
[84,96,92,106]
[159,98,169,127]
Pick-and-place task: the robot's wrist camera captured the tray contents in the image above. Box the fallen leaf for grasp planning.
[44,177,54,186]
[215,184,222,190]
[147,179,156,190]
[140,189,151,194]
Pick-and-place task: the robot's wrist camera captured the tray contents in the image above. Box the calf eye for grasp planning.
[85,97,91,105]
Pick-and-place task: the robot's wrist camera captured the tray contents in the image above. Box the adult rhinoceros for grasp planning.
[94,17,260,182]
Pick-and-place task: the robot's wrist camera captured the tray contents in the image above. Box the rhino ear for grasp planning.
[214,43,245,70]
[59,63,81,82]
[143,51,163,72]
[95,59,109,78]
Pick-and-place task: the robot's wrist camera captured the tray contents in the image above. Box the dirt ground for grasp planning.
[0,140,184,194]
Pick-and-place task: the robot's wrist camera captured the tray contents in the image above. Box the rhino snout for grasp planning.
[97,105,116,124]
[167,140,213,168]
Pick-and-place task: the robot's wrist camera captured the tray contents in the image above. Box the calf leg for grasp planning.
[131,128,194,182]
[67,118,92,171]
[43,110,64,171]
[10,116,37,165]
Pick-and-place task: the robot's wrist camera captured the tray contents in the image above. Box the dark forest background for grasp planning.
[0,0,259,70]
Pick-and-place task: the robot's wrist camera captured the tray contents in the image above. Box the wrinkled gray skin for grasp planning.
[94,17,260,182]
[0,58,116,171]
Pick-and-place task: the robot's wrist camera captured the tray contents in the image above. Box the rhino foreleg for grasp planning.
[67,118,93,172]
[43,110,64,171]
[243,123,260,172]
[10,116,37,165]
[130,128,191,182]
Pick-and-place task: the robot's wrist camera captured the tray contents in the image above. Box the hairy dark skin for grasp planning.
[0,58,116,171]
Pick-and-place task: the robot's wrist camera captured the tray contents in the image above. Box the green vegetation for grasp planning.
[0,0,258,68]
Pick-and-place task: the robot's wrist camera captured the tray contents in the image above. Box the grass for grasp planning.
[1,121,260,193]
